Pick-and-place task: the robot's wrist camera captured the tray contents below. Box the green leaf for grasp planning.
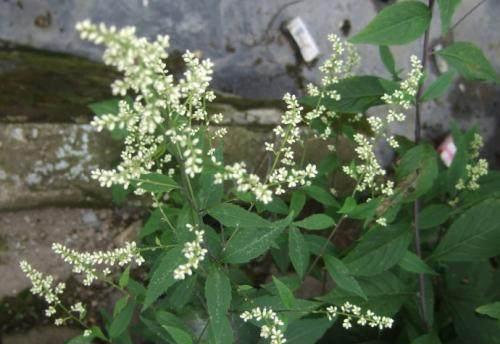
[421,71,455,102]
[113,295,129,318]
[303,185,340,208]
[324,255,367,300]
[109,300,135,339]
[301,76,398,114]
[205,267,233,344]
[430,199,500,262]
[285,318,332,344]
[272,276,296,309]
[139,208,162,238]
[321,271,408,316]
[477,302,500,321]
[290,191,306,218]
[350,1,432,45]
[338,197,380,221]
[379,46,398,78]
[437,0,461,34]
[135,173,179,193]
[420,204,451,229]
[343,223,412,276]
[208,203,271,229]
[142,247,184,311]
[288,228,309,278]
[399,251,437,275]
[223,216,292,264]
[437,42,499,83]
[111,184,129,205]
[397,144,438,200]
[162,326,193,344]
[119,265,131,289]
[293,214,335,230]
[412,333,442,344]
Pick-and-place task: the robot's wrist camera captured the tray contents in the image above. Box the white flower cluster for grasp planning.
[20,261,87,327]
[173,224,208,280]
[309,34,360,96]
[326,302,394,330]
[343,56,423,198]
[306,34,360,140]
[52,242,145,286]
[455,133,488,191]
[241,307,286,344]
[20,261,66,318]
[215,94,318,204]
[76,21,221,191]
[382,55,423,110]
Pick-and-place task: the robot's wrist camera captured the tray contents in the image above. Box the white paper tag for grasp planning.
[286,17,320,63]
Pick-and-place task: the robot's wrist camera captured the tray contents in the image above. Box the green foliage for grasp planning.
[350,1,432,45]
[430,199,500,262]
[437,42,499,83]
[437,0,461,34]
[324,255,367,299]
[421,71,455,102]
[293,214,335,230]
[288,227,309,278]
[343,223,412,276]
[61,5,500,344]
[301,76,398,113]
[205,267,233,343]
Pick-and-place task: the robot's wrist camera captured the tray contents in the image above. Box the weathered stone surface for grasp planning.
[0,207,142,299]
[0,122,342,210]
[0,124,121,210]
[0,47,117,123]
[3,326,80,344]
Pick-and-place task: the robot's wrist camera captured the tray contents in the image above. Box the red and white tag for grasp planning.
[437,135,457,167]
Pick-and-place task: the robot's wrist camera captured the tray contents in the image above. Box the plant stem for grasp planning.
[414,0,435,331]
[305,215,346,277]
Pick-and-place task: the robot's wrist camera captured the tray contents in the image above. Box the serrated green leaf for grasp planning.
[420,204,451,229]
[139,208,162,238]
[293,214,335,230]
[324,255,367,300]
[412,333,442,344]
[344,223,412,276]
[290,191,306,218]
[399,251,437,275]
[303,185,340,208]
[437,42,499,83]
[321,271,409,316]
[119,265,130,289]
[379,46,398,78]
[208,203,271,229]
[135,173,179,193]
[421,71,455,102]
[397,144,438,201]
[223,216,292,264]
[142,247,184,311]
[109,299,135,339]
[162,326,193,344]
[301,76,398,114]
[113,295,130,318]
[430,199,500,262]
[350,1,431,45]
[288,228,309,278]
[205,267,233,344]
[476,302,500,321]
[272,276,296,309]
[284,318,332,344]
[437,0,461,34]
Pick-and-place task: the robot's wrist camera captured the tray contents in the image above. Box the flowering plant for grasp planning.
[21,2,500,343]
